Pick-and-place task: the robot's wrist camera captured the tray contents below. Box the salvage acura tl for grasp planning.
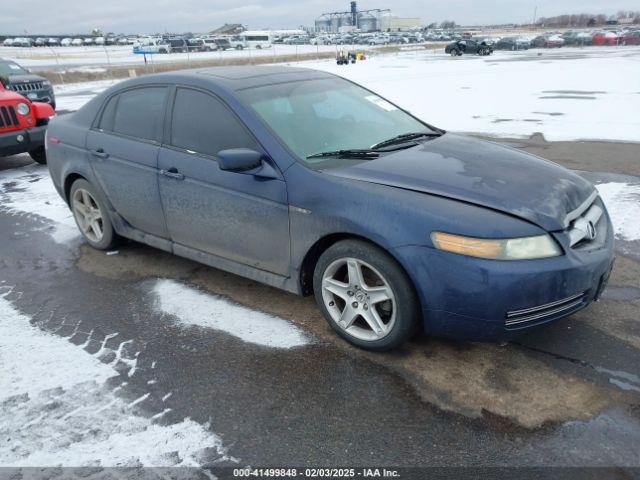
[45,66,614,350]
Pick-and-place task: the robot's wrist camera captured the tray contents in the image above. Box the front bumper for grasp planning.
[395,216,615,341]
[0,126,46,157]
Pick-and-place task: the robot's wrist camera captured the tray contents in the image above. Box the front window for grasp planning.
[238,77,435,168]
[0,61,29,77]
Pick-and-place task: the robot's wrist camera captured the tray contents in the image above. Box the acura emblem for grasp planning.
[585,221,597,240]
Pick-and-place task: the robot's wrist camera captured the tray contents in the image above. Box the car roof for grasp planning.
[145,65,335,91]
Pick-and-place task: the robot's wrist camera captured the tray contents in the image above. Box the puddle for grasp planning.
[595,367,640,394]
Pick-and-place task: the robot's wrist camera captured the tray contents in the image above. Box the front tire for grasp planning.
[29,147,47,165]
[69,179,118,250]
[313,240,420,351]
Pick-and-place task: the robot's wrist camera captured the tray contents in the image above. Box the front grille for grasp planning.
[0,105,20,130]
[9,81,45,92]
[567,200,605,249]
[505,291,586,327]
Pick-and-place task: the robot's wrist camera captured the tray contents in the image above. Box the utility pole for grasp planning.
[532,5,538,26]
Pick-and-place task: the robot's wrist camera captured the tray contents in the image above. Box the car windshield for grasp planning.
[238,77,436,168]
[0,61,29,77]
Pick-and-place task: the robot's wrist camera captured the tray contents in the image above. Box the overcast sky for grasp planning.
[2,0,637,34]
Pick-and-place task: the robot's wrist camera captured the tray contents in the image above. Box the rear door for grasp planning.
[158,87,290,276]
[86,86,169,238]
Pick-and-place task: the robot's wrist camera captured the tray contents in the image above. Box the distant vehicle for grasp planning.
[591,31,620,46]
[0,80,55,164]
[0,59,56,109]
[445,39,493,56]
[186,38,211,52]
[227,35,247,50]
[213,38,233,50]
[531,34,564,48]
[71,38,84,46]
[165,37,188,53]
[2,39,14,47]
[12,38,33,48]
[133,37,171,54]
[60,38,73,47]
[494,36,530,51]
[241,31,272,49]
[283,35,309,45]
[83,37,95,45]
[35,38,48,47]
[561,30,591,46]
[368,36,389,46]
[117,37,131,46]
[95,37,105,46]
[47,38,61,46]
[622,30,640,45]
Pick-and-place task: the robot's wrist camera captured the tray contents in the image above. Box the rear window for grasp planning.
[99,87,167,142]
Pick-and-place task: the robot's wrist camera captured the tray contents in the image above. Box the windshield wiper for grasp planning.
[306,149,380,160]
[371,131,442,150]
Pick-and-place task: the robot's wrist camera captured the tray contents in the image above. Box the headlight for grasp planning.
[431,232,562,260]
[16,102,31,116]
[42,80,52,87]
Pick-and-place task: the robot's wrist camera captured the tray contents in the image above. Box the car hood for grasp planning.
[325,133,595,232]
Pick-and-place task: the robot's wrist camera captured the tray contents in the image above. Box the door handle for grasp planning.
[90,148,109,159]
[160,168,185,180]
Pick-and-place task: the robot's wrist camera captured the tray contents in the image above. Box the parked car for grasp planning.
[0,59,56,108]
[133,37,171,54]
[445,39,493,56]
[592,31,620,46]
[187,38,211,52]
[165,37,188,53]
[561,30,593,46]
[494,36,530,50]
[71,38,84,46]
[12,37,33,48]
[47,38,61,46]
[0,80,55,164]
[60,38,73,47]
[213,38,233,50]
[2,39,14,47]
[622,30,640,45]
[45,66,614,350]
[34,38,48,47]
[531,34,564,48]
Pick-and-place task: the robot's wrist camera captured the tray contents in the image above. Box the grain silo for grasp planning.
[358,12,377,32]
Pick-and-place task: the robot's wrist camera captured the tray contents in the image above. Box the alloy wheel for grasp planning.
[72,188,104,243]
[321,257,396,341]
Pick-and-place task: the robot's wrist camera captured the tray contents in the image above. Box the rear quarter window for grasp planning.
[99,87,167,142]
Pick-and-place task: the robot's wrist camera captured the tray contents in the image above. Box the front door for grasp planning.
[87,86,169,238]
[158,87,290,276]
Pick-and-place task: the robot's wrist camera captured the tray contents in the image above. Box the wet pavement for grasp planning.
[1,136,640,471]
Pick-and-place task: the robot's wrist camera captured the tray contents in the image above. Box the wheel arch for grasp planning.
[63,172,87,204]
[298,232,417,300]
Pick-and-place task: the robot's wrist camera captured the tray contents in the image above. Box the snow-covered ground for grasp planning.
[0,43,353,70]
[50,46,640,142]
[0,287,234,467]
[153,279,310,349]
[300,46,640,142]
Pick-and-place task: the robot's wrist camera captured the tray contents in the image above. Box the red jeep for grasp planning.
[0,81,55,164]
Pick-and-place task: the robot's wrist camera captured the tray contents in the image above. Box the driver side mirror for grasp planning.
[217,148,279,179]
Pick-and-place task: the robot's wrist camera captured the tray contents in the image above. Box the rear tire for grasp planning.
[29,147,47,165]
[313,240,420,351]
[69,179,118,250]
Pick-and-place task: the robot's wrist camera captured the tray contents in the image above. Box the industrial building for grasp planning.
[315,2,421,33]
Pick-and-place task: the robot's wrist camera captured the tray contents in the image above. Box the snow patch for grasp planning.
[0,165,78,243]
[152,279,310,349]
[597,182,640,242]
[0,291,232,467]
[302,47,640,143]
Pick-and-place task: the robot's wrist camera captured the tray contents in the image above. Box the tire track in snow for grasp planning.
[0,286,236,468]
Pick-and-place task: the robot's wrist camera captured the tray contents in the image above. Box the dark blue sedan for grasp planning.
[45,66,614,350]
